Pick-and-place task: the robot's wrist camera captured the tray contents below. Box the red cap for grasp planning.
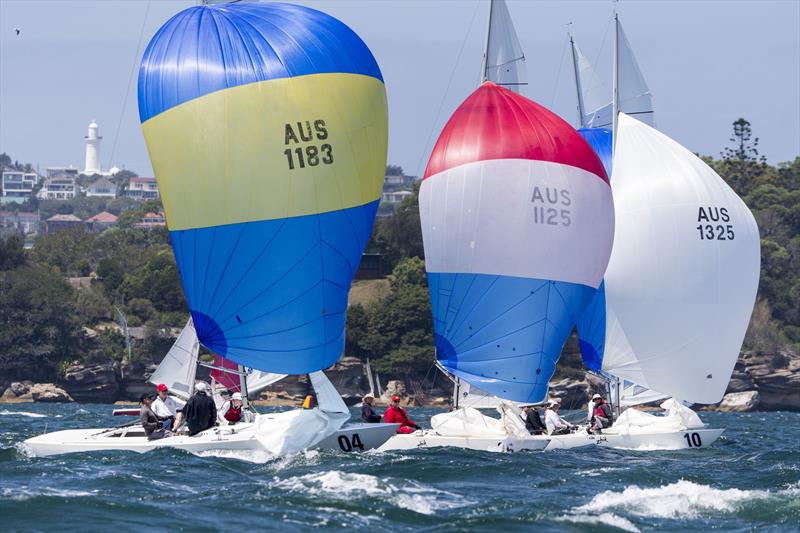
[156,384,168,392]
[391,395,401,402]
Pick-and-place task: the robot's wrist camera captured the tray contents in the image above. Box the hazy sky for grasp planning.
[1,0,798,178]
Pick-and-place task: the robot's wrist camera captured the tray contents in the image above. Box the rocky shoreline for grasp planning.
[1,350,797,412]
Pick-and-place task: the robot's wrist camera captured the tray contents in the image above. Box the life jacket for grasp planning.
[593,400,611,418]
[224,403,242,422]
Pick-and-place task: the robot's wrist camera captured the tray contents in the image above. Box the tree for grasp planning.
[720,118,768,195]
[0,235,26,270]
[373,181,424,270]
[386,164,404,176]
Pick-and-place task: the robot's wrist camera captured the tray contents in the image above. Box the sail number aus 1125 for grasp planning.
[696,207,734,240]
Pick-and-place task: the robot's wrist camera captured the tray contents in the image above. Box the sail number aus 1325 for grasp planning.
[696,207,734,241]
[284,120,333,170]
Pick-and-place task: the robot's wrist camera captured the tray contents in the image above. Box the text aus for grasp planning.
[531,186,571,227]
[284,120,333,170]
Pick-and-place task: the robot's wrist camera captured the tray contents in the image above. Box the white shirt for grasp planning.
[152,395,185,418]
[544,408,570,434]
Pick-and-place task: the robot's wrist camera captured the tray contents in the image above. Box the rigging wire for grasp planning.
[548,37,569,109]
[108,0,151,170]
[414,0,482,178]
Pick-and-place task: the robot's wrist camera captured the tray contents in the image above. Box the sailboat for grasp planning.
[25,1,400,458]
[380,0,615,453]
[560,15,762,450]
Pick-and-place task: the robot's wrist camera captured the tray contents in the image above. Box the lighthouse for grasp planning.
[83,120,102,175]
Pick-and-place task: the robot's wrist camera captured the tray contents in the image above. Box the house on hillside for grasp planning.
[379,172,418,216]
[85,211,118,232]
[86,177,117,198]
[45,166,79,179]
[134,211,166,229]
[37,176,77,200]
[1,169,38,204]
[0,211,40,239]
[125,177,159,200]
[45,213,82,233]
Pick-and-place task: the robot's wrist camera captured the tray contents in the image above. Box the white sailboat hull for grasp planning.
[547,427,725,451]
[377,430,550,453]
[23,421,400,458]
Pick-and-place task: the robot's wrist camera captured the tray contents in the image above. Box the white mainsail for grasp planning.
[148,319,199,399]
[481,0,527,94]
[573,19,654,129]
[600,113,760,404]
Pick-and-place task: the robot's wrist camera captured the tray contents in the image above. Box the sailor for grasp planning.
[384,395,420,434]
[361,393,382,423]
[139,393,169,441]
[182,382,217,436]
[152,383,186,431]
[544,399,575,435]
[520,405,547,435]
[220,392,250,425]
[590,393,614,433]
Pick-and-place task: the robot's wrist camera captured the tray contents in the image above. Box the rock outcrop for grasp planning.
[30,383,73,403]
[62,363,120,403]
[714,391,760,412]
[720,351,800,411]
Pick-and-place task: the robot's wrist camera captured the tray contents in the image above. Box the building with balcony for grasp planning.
[37,176,77,200]
[45,166,79,179]
[1,170,38,204]
[86,177,117,198]
[134,211,166,229]
[125,177,159,200]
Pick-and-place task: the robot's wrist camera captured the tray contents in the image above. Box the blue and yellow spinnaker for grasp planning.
[138,2,387,374]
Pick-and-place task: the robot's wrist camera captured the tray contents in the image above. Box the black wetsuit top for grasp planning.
[524,409,547,435]
[361,403,382,423]
[183,391,217,436]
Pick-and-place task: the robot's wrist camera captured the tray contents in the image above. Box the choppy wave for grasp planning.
[556,512,641,532]
[576,479,789,519]
[1,487,97,501]
[273,470,473,515]
[0,410,47,418]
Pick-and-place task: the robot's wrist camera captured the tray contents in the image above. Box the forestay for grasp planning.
[482,0,527,94]
[148,319,199,399]
[597,113,760,404]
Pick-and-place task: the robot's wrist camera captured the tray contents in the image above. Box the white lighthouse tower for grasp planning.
[83,120,102,175]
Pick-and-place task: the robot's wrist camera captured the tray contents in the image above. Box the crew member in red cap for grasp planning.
[384,395,420,434]
[152,383,186,431]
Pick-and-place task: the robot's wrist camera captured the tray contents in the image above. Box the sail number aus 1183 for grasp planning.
[696,207,734,241]
[284,119,334,170]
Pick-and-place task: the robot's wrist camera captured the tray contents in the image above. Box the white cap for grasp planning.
[195,382,208,392]
[548,398,561,406]
[231,392,243,401]
[592,393,602,400]
[363,392,375,400]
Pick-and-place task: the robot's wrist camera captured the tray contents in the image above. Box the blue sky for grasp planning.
[1,0,798,177]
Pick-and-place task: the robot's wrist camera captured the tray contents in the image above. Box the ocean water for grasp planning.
[1,404,798,532]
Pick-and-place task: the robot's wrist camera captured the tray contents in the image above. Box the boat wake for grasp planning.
[555,511,640,532]
[0,410,47,418]
[272,470,473,516]
[573,479,798,519]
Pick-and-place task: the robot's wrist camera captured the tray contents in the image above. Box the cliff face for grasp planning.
[720,351,800,411]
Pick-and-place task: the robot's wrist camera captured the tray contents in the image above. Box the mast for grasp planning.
[238,364,250,410]
[612,12,620,150]
[480,0,495,83]
[568,27,587,128]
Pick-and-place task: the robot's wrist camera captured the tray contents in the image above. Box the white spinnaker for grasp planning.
[578,22,654,129]
[458,380,526,409]
[602,113,760,404]
[482,0,527,94]
[148,319,198,399]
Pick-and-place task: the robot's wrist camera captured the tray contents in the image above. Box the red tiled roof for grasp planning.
[46,214,82,222]
[86,211,118,223]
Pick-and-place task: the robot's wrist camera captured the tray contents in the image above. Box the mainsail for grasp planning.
[138,2,388,375]
[581,113,760,404]
[481,0,527,94]
[148,319,199,399]
[419,82,614,404]
[571,18,654,129]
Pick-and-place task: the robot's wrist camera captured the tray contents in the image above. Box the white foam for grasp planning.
[273,470,471,515]
[0,409,47,418]
[577,480,770,519]
[1,487,97,501]
[556,512,640,532]
[193,446,321,466]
